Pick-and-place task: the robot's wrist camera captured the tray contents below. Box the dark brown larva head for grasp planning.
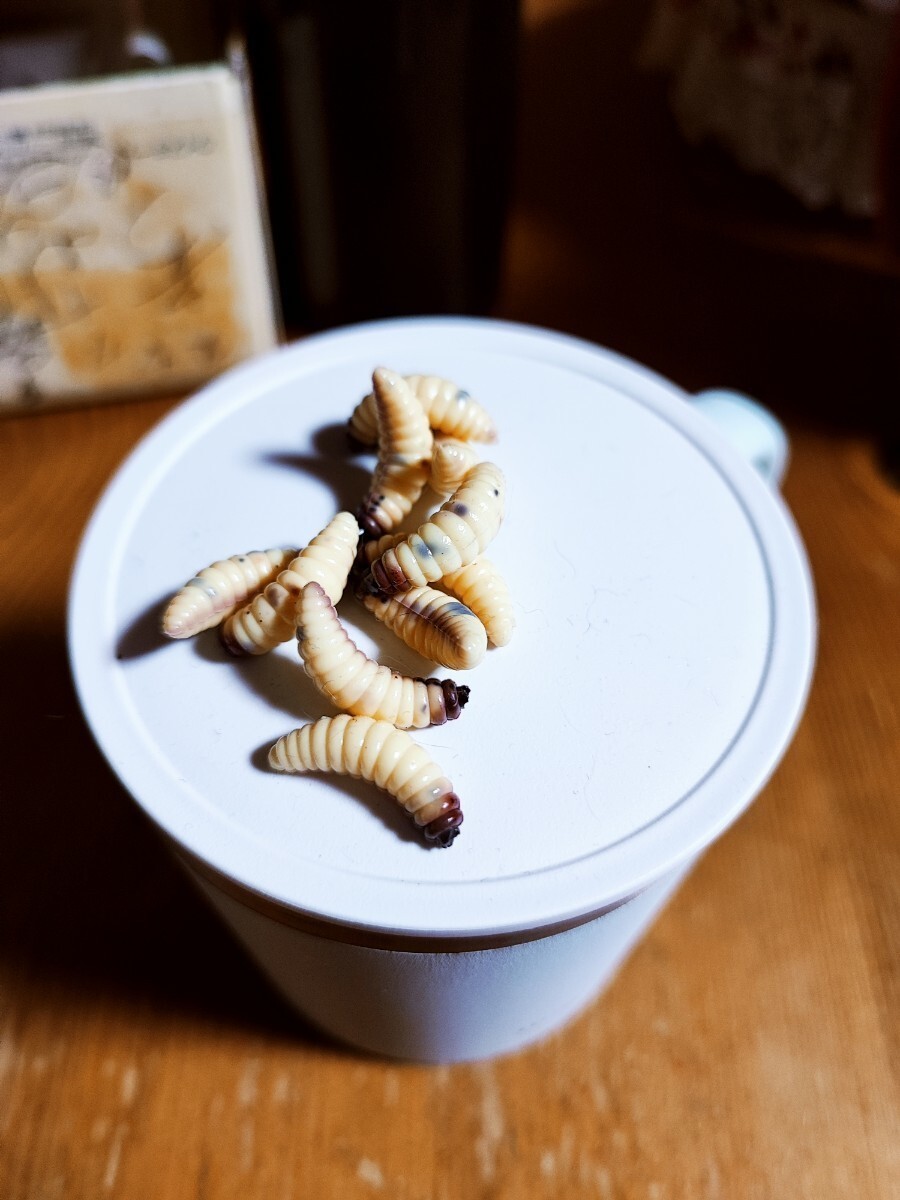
[368,555,406,596]
[423,793,463,847]
[356,505,386,540]
[433,679,470,721]
[355,568,381,598]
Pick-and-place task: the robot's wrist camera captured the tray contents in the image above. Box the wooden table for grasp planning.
[3,2,900,1192]
[2,367,899,1200]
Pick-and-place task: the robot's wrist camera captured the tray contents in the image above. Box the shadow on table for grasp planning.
[0,627,349,1052]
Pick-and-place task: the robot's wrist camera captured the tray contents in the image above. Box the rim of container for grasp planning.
[68,317,817,942]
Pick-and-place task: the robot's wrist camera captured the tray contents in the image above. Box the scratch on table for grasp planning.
[238,1058,261,1107]
[91,1117,111,1142]
[589,1072,611,1114]
[356,1158,384,1189]
[383,1070,400,1106]
[703,1157,722,1199]
[474,1062,505,1182]
[594,1164,614,1198]
[120,1064,139,1106]
[103,1121,128,1191]
[272,1072,291,1105]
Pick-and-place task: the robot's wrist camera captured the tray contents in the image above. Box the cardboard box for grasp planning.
[0,63,279,410]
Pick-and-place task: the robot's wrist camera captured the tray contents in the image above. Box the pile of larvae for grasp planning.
[161,367,512,848]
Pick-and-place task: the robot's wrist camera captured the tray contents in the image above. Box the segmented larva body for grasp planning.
[440,558,515,648]
[269,714,463,846]
[356,530,406,569]
[221,511,359,656]
[365,462,505,597]
[297,582,469,728]
[348,374,498,446]
[428,436,480,497]
[357,367,433,538]
[361,585,487,671]
[162,547,296,639]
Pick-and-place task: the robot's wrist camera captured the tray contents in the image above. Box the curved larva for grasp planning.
[348,374,498,446]
[440,557,515,647]
[297,582,470,728]
[361,584,487,671]
[162,548,296,639]
[428,436,480,497]
[365,462,505,596]
[359,532,407,566]
[269,714,463,846]
[357,367,433,538]
[221,511,359,655]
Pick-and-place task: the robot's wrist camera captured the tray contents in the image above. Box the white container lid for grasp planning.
[69,319,816,942]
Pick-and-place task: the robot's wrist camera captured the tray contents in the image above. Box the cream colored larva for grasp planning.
[428,436,480,497]
[269,714,464,846]
[348,374,498,447]
[221,511,359,655]
[365,461,505,596]
[162,547,296,639]
[360,585,487,671]
[357,367,433,538]
[440,558,515,648]
[297,582,469,727]
[355,534,487,670]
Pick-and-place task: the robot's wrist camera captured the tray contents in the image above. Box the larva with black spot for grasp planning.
[440,557,515,648]
[348,374,498,447]
[360,584,487,671]
[428,436,480,497]
[354,536,487,668]
[269,714,463,846]
[162,547,296,639]
[221,511,359,655]
[356,367,433,538]
[364,462,505,596]
[297,582,469,727]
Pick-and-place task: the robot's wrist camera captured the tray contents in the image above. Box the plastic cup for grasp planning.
[69,318,815,1062]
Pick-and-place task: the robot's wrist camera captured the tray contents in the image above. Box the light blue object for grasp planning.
[692,388,789,489]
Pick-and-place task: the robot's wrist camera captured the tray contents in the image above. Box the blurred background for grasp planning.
[3,5,900,1196]
[1,0,898,445]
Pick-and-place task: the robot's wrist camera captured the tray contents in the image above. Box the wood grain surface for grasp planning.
[3,1,900,1195]
[1,395,898,1198]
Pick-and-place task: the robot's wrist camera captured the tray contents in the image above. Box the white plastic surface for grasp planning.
[68,318,816,940]
[191,860,694,1063]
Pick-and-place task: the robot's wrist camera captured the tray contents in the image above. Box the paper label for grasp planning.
[0,66,278,408]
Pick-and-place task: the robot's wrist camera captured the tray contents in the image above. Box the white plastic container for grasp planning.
[68,318,816,1062]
